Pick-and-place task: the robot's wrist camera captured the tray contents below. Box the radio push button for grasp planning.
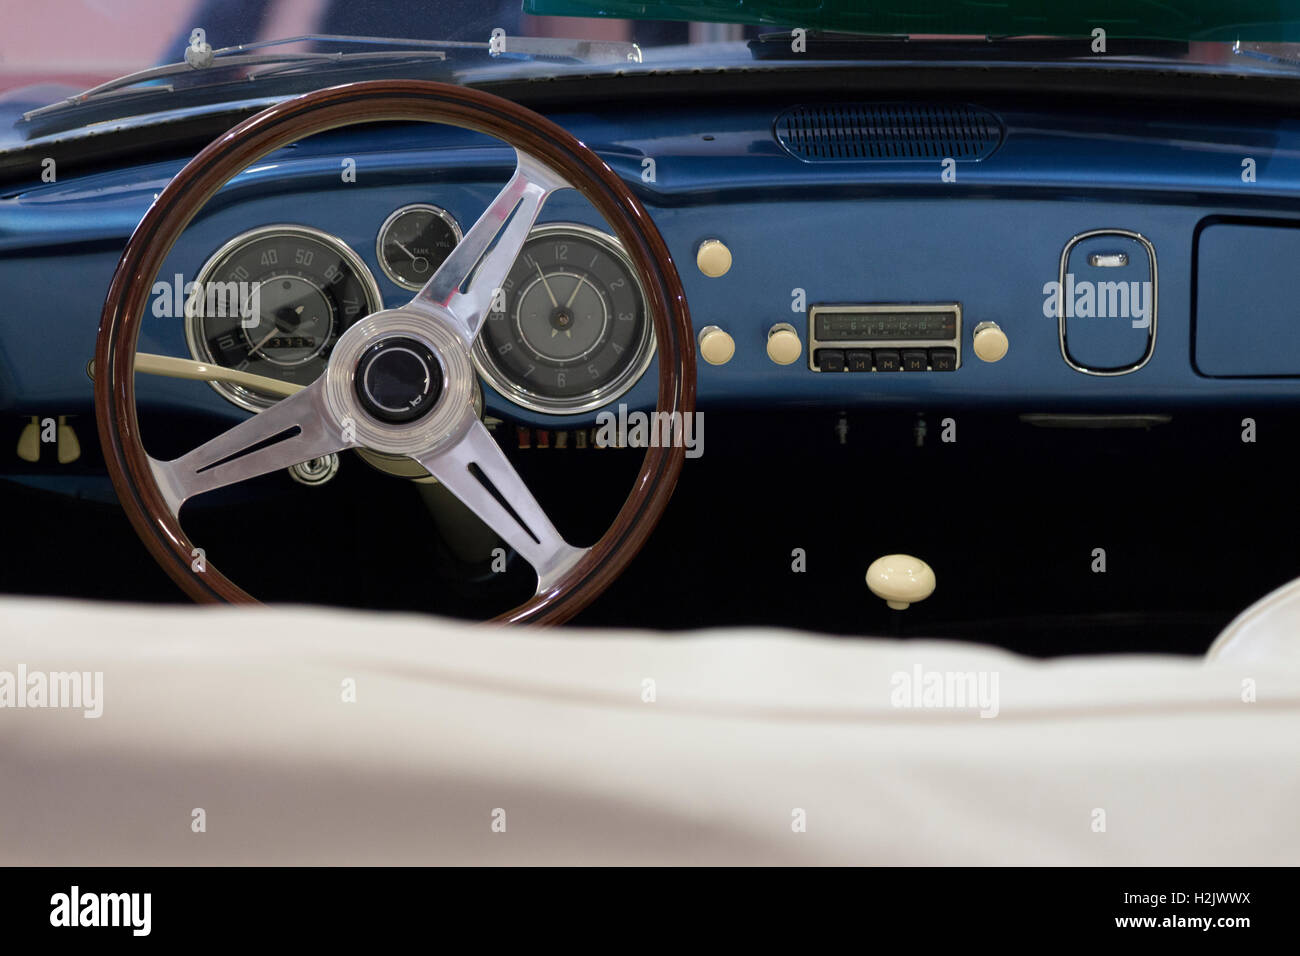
[874,349,901,371]
[929,348,957,371]
[815,349,846,372]
[846,349,872,371]
[902,349,928,371]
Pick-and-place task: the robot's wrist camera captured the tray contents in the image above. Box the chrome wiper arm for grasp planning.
[223,34,484,54]
[500,36,641,63]
[226,33,640,63]
[243,50,457,84]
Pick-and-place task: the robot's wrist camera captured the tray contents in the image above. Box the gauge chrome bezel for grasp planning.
[185,223,384,413]
[471,222,657,416]
[375,203,464,292]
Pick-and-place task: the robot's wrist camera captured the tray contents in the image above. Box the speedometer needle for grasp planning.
[247,306,303,357]
[247,325,280,358]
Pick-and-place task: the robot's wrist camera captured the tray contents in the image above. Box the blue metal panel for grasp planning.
[1195,220,1300,377]
[8,96,1300,451]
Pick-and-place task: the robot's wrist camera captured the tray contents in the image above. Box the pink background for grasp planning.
[0,0,200,89]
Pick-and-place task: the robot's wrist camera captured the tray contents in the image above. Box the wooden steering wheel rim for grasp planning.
[94,80,695,625]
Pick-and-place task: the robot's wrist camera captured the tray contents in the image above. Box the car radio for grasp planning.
[808,303,962,372]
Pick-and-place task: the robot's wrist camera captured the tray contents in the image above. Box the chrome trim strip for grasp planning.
[1087,252,1129,268]
[1057,228,1158,377]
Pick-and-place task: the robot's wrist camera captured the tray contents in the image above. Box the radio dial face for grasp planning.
[807,303,963,373]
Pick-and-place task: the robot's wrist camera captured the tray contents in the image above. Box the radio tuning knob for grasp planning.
[766,323,802,365]
[972,321,1009,363]
[866,554,936,610]
[698,325,736,365]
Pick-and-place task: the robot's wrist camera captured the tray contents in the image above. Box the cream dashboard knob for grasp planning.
[698,325,736,365]
[696,239,732,278]
[766,323,802,365]
[866,554,936,610]
[972,321,1009,363]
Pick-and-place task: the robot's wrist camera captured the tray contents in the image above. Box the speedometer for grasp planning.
[185,224,383,411]
[472,223,655,415]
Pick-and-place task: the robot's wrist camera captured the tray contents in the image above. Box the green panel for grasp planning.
[522,0,1300,42]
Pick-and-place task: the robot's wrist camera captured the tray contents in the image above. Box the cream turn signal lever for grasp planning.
[87,353,301,398]
[866,554,936,611]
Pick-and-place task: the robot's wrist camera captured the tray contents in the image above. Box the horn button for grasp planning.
[354,336,444,424]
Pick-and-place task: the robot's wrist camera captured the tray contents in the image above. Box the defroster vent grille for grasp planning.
[775,103,1003,162]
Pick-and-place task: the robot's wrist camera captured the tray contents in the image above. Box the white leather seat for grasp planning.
[1,595,1297,865]
[1209,577,1300,667]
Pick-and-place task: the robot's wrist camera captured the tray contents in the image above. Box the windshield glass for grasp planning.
[2,0,731,93]
[5,0,1300,115]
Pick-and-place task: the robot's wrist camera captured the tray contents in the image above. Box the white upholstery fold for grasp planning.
[0,597,1297,865]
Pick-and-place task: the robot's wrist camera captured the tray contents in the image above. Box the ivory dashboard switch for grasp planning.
[972,322,1009,363]
[698,325,736,365]
[695,239,732,278]
[766,323,802,365]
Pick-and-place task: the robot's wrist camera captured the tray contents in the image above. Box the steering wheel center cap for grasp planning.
[321,307,474,457]
[355,337,443,423]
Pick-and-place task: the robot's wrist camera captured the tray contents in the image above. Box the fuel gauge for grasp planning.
[376,203,462,291]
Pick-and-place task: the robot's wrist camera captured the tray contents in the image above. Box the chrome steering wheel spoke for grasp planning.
[144,153,581,591]
[406,149,569,346]
[412,409,588,595]
[96,81,690,621]
[149,378,345,516]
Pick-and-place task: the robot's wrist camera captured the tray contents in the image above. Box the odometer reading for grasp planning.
[473,224,654,414]
[186,225,382,411]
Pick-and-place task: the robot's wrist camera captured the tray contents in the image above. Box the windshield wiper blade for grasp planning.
[242,37,639,85]
[21,33,640,123]
[21,49,445,122]
[1231,40,1300,71]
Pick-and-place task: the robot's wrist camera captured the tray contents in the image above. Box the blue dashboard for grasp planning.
[4,92,1300,452]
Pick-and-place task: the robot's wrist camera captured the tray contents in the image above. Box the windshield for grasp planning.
[1,0,729,94]
[6,0,1300,120]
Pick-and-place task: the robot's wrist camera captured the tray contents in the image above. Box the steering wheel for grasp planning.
[94,80,695,625]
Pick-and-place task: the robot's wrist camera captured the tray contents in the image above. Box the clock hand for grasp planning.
[535,262,559,308]
[564,274,591,309]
